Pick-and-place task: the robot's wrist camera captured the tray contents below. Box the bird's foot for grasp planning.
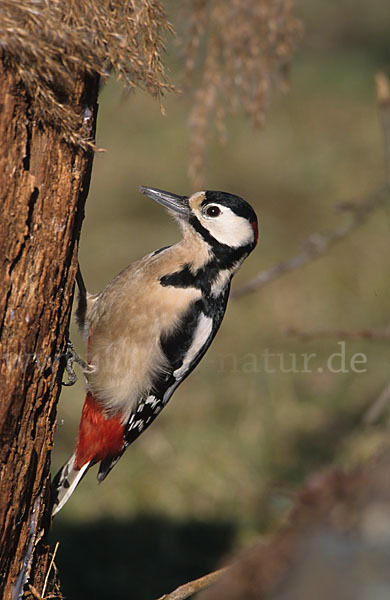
[62,340,88,386]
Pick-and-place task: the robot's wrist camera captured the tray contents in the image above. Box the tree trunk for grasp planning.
[0,62,99,599]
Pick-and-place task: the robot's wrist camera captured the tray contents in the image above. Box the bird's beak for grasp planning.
[139,186,189,218]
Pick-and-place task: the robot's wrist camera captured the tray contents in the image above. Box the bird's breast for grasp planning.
[85,277,202,417]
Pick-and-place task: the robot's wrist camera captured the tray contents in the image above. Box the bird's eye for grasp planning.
[205,205,221,218]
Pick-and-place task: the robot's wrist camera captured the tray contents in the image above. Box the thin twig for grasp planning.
[286,327,390,342]
[234,72,390,300]
[28,542,60,600]
[156,567,228,600]
[41,542,59,598]
[233,187,388,298]
[28,585,43,600]
[363,383,390,426]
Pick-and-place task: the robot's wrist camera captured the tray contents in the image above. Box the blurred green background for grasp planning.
[51,1,390,598]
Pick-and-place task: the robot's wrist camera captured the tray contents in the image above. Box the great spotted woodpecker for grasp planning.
[52,186,258,515]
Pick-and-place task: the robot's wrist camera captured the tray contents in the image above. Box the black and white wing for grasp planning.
[97,292,229,481]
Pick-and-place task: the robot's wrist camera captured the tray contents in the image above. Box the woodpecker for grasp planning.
[52,186,258,515]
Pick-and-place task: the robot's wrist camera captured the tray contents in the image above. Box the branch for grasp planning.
[234,72,390,299]
[286,327,390,342]
[156,567,228,600]
[187,448,390,600]
[233,187,388,298]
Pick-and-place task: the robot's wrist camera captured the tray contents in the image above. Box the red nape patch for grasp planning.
[251,220,259,245]
[74,392,124,470]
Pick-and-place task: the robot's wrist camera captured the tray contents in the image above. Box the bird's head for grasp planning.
[139,186,258,261]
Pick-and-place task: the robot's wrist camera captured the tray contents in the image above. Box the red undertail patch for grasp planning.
[74,392,125,470]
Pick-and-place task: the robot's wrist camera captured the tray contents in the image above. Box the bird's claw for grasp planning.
[62,340,88,386]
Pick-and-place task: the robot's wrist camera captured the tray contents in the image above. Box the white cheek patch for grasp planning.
[201,207,254,248]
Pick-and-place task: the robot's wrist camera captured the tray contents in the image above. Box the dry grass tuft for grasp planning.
[0,0,174,148]
[1,1,300,174]
[179,0,302,189]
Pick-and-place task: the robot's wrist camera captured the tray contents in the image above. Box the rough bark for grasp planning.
[0,62,99,599]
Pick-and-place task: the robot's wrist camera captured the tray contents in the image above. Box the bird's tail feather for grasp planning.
[51,452,91,516]
[75,262,87,334]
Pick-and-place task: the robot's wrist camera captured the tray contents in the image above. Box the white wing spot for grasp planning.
[145,395,160,409]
